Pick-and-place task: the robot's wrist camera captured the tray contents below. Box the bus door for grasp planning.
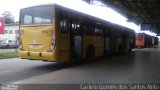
[70,19,83,60]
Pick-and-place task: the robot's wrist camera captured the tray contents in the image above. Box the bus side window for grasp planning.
[60,19,68,33]
[75,23,82,35]
[24,15,32,24]
[85,25,95,36]
[95,27,103,36]
[71,20,82,35]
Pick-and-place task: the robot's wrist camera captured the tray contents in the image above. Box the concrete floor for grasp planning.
[0,48,160,89]
[15,48,160,84]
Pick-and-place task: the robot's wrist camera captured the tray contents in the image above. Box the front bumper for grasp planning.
[19,50,57,62]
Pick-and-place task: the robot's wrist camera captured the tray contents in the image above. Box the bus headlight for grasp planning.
[50,31,55,52]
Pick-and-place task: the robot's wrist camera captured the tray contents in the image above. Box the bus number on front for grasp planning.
[42,30,53,36]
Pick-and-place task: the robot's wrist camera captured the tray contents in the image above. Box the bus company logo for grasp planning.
[32,39,39,44]
[32,39,40,48]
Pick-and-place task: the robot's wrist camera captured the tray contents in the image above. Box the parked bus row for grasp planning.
[135,33,159,48]
[18,4,135,62]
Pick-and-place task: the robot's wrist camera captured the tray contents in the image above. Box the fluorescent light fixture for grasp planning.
[92,0,107,6]
[93,0,103,5]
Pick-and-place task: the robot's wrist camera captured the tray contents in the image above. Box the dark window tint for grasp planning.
[85,25,95,35]
[136,33,144,39]
[95,27,103,36]
[60,19,68,33]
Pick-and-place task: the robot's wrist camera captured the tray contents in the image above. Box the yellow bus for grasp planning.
[19,4,135,62]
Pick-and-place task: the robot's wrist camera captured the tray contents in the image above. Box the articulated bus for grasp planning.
[19,4,135,62]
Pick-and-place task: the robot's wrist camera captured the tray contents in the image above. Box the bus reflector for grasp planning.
[50,31,55,51]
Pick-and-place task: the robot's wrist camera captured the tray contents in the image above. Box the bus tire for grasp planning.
[86,46,95,61]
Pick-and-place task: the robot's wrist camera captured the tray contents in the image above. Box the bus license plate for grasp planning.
[32,45,39,48]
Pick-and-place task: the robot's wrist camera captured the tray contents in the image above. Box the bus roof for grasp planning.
[20,3,134,32]
[20,3,55,10]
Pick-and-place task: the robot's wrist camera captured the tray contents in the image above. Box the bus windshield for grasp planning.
[136,33,144,39]
[20,5,54,24]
